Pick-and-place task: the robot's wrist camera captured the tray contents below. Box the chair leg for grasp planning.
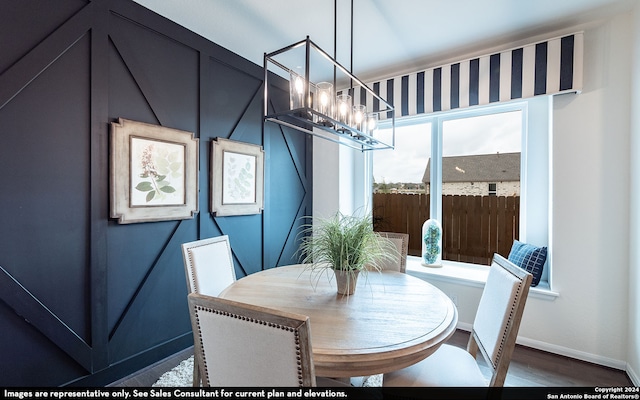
[192,362,201,387]
[467,332,479,358]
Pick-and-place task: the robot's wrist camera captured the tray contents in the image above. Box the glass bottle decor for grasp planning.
[422,219,442,267]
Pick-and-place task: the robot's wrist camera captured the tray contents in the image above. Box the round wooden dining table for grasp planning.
[219,264,458,378]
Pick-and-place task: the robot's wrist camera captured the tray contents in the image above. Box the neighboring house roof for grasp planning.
[423,152,520,183]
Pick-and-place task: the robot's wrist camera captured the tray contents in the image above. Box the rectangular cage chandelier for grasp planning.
[263,36,395,151]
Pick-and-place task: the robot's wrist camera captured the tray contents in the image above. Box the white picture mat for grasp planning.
[130,137,186,206]
[222,151,257,205]
[210,138,264,216]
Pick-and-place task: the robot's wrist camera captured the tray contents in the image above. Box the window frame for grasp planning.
[429,101,528,230]
[372,96,552,289]
[488,183,497,196]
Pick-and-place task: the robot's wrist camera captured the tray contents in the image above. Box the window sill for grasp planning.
[406,256,558,300]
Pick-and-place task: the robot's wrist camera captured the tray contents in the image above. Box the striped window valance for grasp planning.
[345,32,583,118]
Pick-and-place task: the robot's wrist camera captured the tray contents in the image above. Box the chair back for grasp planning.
[181,235,236,296]
[188,293,316,387]
[470,253,532,386]
[375,232,409,273]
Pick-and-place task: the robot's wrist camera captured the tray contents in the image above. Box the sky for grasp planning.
[372,110,522,184]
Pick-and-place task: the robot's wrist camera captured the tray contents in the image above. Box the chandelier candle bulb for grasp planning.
[315,82,334,126]
[289,72,305,110]
[289,71,313,120]
[336,94,352,131]
[352,104,367,136]
[264,37,395,150]
[367,113,377,133]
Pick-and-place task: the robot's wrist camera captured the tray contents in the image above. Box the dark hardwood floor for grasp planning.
[446,330,633,387]
[109,330,634,387]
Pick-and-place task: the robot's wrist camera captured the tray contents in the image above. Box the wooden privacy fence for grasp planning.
[373,193,519,265]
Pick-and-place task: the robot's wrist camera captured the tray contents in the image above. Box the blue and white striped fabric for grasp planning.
[345,32,583,119]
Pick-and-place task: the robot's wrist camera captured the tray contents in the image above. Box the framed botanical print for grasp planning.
[211,138,264,216]
[110,118,199,224]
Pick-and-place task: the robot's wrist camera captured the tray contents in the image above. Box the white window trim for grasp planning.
[374,96,553,291]
[405,256,558,300]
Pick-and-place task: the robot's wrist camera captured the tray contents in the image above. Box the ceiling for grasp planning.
[131,0,636,82]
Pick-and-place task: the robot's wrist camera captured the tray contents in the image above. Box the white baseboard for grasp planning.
[627,364,640,386]
[455,322,628,372]
[516,336,627,370]
[456,322,473,332]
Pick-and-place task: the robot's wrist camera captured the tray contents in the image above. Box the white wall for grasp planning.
[443,10,636,369]
[628,1,640,385]
[313,6,638,376]
[523,9,632,367]
[313,137,367,219]
[312,138,340,219]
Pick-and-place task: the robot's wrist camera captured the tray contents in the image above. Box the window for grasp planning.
[372,122,431,193]
[439,109,521,265]
[372,96,550,286]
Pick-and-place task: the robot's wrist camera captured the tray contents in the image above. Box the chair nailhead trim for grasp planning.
[186,241,234,294]
[194,305,304,386]
[489,271,526,370]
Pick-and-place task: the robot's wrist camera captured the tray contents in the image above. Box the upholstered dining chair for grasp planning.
[181,235,236,385]
[375,232,409,273]
[188,293,336,387]
[383,253,533,387]
[181,235,236,296]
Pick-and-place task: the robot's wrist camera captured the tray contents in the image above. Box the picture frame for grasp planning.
[211,138,264,216]
[110,118,199,224]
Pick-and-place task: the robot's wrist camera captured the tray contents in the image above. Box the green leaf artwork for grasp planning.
[133,140,184,204]
[223,152,255,204]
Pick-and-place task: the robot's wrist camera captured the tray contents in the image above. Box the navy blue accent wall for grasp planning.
[0,0,311,387]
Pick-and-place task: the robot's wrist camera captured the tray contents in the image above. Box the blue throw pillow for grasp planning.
[508,240,547,287]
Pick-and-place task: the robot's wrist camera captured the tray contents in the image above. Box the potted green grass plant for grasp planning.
[296,211,399,295]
